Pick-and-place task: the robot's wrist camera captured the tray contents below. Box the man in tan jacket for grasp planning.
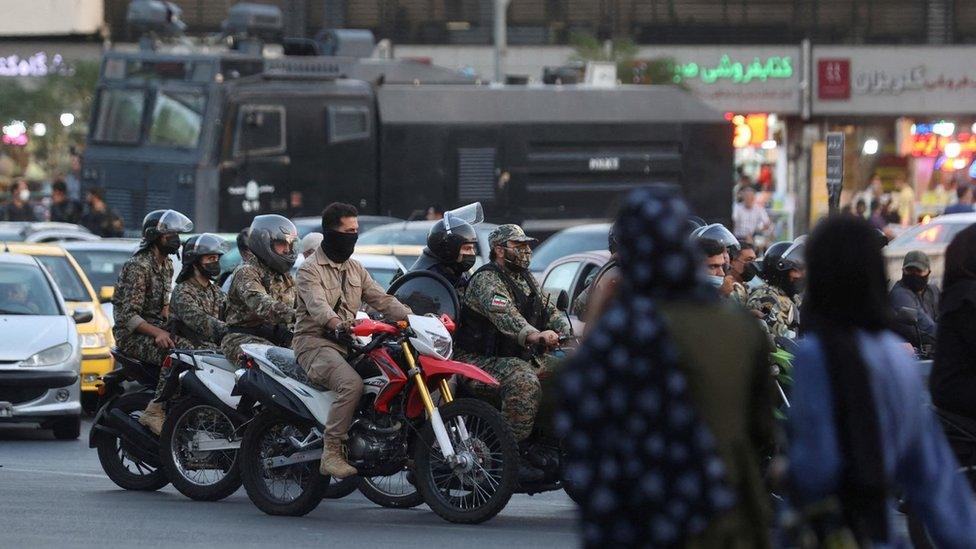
[294,202,412,479]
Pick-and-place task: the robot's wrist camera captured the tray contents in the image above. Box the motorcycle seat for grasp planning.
[110,348,157,370]
[196,354,237,373]
[265,347,328,391]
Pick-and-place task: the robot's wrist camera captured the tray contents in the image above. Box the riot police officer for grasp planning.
[747,237,806,338]
[410,207,480,289]
[168,233,230,350]
[454,224,572,482]
[113,209,194,434]
[220,215,298,363]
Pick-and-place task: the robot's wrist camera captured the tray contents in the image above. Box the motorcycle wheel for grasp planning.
[324,476,359,499]
[413,398,518,524]
[95,392,169,491]
[160,397,242,501]
[358,468,424,509]
[240,410,327,516]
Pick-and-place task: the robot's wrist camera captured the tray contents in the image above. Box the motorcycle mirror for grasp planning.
[555,290,570,312]
[443,202,484,229]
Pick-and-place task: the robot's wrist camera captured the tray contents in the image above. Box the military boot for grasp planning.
[320,437,357,479]
[138,401,165,436]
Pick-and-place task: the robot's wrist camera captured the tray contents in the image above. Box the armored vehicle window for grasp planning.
[92,89,145,144]
[327,105,370,143]
[149,91,205,148]
[234,105,285,157]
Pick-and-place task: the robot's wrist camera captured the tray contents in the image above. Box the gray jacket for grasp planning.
[889,279,939,343]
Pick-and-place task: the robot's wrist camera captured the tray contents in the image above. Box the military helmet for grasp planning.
[761,238,805,290]
[181,233,231,267]
[141,209,193,243]
[177,233,230,282]
[691,223,740,253]
[247,214,299,274]
[427,216,478,264]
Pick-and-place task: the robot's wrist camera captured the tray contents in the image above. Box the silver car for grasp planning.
[0,252,86,439]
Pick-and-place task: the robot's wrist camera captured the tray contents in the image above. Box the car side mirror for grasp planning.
[72,309,93,324]
[896,306,919,325]
[556,290,570,312]
[99,286,114,303]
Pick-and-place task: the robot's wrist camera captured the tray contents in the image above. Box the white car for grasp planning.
[0,252,86,439]
[884,212,976,288]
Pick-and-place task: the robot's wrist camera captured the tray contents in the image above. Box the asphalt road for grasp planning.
[0,419,579,548]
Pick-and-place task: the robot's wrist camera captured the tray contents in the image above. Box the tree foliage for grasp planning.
[0,60,100,177]
[568,32,685,88]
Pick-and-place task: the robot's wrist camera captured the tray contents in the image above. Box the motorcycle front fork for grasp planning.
[400,342,470,464]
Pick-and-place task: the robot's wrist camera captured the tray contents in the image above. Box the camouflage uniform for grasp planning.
[168,278,227,350]
[456,261,572,442]
[220,256,296,363]
[746,283,800,338]
[729,281,751,306]
[113,249,192,366]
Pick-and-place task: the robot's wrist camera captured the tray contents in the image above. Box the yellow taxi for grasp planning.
[4,243,114,410]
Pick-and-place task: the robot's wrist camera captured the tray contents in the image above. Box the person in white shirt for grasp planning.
[732,187,771,241]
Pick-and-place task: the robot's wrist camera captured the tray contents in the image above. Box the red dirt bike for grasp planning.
[234,314,519,524]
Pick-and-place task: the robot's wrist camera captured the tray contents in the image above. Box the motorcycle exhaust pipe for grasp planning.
[105,408,161,467]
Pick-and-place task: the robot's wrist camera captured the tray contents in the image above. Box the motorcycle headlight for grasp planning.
[19,343,74,367]
[79,333,107,349]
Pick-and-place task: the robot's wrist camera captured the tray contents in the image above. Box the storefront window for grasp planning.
[92,88,145,144]
[148,91,205,148]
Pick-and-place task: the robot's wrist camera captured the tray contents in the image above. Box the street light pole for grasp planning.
[493,0,510,83]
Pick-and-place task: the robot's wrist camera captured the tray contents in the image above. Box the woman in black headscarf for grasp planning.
[931,224,976,419]
[789,216,976,547]
[555,185,774,548]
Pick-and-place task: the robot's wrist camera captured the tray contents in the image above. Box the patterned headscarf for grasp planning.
[554,185,734,547]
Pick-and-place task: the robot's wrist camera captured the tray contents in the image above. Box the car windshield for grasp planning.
[0,263,60,316]
[34,256,91,302]
[65,249,132,291]
[890,221,971,247]
[358,224,428,246]
[530,229,608,271]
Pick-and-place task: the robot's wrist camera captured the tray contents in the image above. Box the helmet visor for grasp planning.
[157,210,194,234]
[190,233,232,256]
[780,239,806,270]
[444,202,484,229]
[698,223,740,251]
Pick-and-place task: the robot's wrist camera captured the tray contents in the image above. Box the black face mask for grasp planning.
[322,230,358,263]
[157,234,181,255]
[740,261,759,283]
[199,261,221,280]
[452,254,477,276]
[902,273,929,293]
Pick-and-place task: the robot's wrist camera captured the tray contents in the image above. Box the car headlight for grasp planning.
[79,333,108,349]
[19,342,74,367]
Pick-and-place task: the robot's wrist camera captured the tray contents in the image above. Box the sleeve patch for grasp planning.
[490,293,509,310]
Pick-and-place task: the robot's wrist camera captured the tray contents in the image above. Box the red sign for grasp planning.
[818,59,851,100]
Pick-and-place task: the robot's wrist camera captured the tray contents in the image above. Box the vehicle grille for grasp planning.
[0,386,47,405]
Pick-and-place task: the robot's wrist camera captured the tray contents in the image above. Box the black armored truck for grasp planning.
[82,1,733,232]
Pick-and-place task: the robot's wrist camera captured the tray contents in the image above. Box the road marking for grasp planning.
[1,467,105,479]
